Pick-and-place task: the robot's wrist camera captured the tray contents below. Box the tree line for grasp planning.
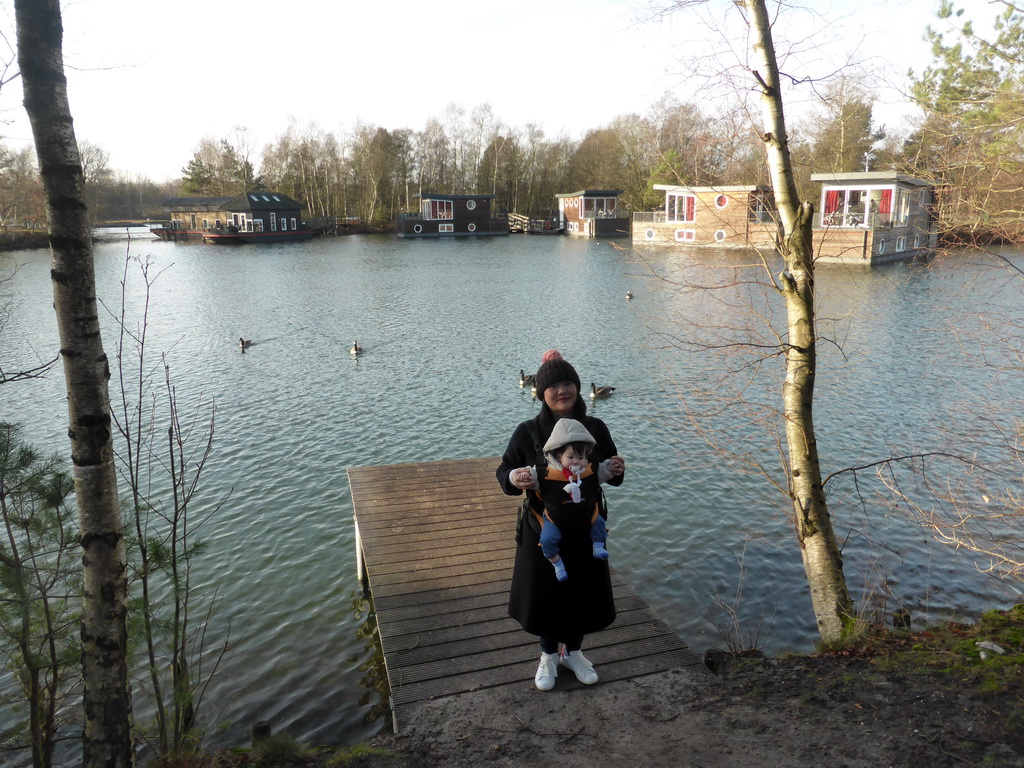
[2,1,1022,244]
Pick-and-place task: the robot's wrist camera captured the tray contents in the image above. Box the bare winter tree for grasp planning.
[648,0,855,643]
[737,0,853,644]
[14,1,132,765]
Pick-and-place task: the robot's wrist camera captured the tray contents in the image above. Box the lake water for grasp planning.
[2,229,1022,750]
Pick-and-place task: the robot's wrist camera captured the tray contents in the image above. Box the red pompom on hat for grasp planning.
[534,349,581,398]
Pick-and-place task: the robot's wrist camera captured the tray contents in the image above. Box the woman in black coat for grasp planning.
[497,350,625,690]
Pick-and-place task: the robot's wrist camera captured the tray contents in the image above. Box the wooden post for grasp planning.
[354,514,367,591]
[251,721,272,745]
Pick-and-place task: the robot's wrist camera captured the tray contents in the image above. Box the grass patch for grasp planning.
[821,604,1023,698]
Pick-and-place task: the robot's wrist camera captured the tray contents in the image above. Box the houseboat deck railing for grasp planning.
[817,211,896,229]
[398,212,510,224]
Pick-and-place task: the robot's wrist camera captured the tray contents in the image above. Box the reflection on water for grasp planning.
[1,233,1023,750]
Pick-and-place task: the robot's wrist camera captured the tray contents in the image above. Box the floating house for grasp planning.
[557,190,630,238]
[396,193,509,237]
[633,184,779,248]
[810,171,937,264]
[150,193,312,243]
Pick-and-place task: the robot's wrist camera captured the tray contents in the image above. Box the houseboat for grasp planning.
[633,185,779,247]
[150,196,233,240]
[150,192,312,243]
[396,193,509,237]
[556,190,630,238]
[810,172,937,264]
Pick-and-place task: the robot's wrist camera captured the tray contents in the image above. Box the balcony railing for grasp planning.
[818,211,897,229]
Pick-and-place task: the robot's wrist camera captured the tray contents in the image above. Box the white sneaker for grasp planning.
[534,652,558,690]
[559,649,598,684]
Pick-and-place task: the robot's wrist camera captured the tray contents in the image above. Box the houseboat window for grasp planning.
[190,214,197,229]
[822,189,846,225]
[291,218,297,230]
[584,197,617,217]
[667,193,696,223]
[262,195,271,202]
[896,236,907,252]
[439,224,454,233]
[914,234,921,248]
[747,191,775,223]
[749,192,770,222]
[896,189,911,225]
[270,212,277,232]
[715,195,728,209]
[674,229,696,242]
[272,195,281,202]
[466,199,477,210]
[428,200,454,220]
[254,219,263,233]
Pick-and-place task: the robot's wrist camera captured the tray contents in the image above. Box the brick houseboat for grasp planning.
[396,193,509,237]
[150,193,312,243]
[633,184,779,248]
[634,173,937,265]
[556,189,630,238]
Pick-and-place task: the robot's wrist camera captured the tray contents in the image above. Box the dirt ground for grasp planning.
[355,648,1023,768]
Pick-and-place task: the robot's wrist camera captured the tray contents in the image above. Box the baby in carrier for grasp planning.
[514,418,616,581]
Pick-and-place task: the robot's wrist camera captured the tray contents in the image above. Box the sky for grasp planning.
[0,0,993,182]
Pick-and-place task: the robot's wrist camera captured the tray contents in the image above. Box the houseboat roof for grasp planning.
[556,189,623,198]
[162,193,304,212]
[810,172,930,188]
[224,192,303,212]
[163,196,234,212]
[414,192,495,200]
[653,184,772,193]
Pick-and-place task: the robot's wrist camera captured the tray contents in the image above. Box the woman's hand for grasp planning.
[607,456,626,476]
[510,467,537,490]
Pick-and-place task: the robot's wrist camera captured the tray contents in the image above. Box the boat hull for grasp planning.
[202,230,313,244]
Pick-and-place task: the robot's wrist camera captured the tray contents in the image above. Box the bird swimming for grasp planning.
[239,337,252,349]
[519,369,535,387]
[590,382,616,399]
[350,341,363,355]
[626,291,633,300]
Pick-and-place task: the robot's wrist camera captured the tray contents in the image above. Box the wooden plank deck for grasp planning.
[348,457,702,732]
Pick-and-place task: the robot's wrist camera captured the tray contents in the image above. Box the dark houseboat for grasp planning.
[557,190,630,238]
[397,193,509,238]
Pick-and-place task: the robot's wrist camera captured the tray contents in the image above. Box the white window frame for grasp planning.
[674,229,696,242]
[439,223,454,233]
[424,200,454,220]
[270,212,277,232]
[667,193,696,224]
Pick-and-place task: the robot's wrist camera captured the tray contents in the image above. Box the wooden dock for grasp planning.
[348,457,702,731]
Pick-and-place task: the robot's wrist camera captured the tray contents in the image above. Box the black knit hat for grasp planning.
[533,349,581,398]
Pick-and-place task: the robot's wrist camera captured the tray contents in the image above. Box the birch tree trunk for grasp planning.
[741,0,854,642]
[15,1,133,764]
